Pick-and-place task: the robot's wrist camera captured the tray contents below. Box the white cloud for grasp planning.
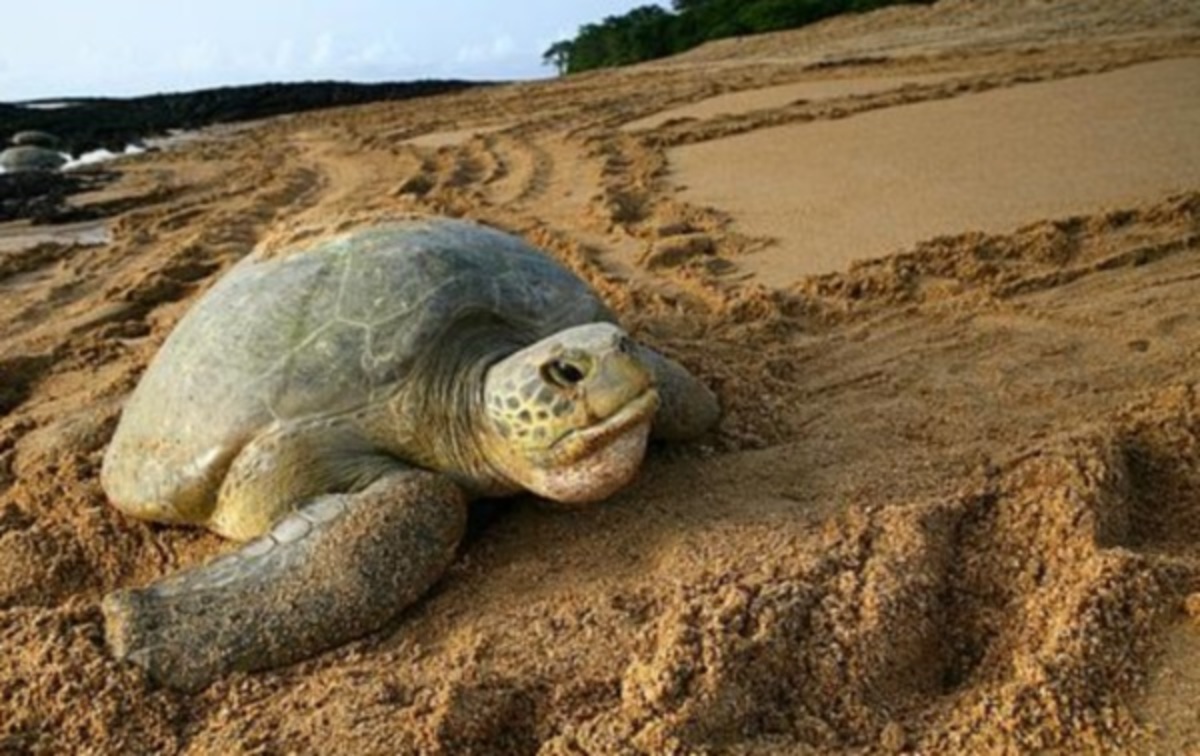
[178,40,221,73]
[75,44,107,71]
[310,32,334,68]
[346,41,386,66]
[455,33,516,65]
[273,38,295,72]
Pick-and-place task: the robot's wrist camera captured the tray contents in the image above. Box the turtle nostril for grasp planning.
[616,336,633,354]
[543,359,587,388]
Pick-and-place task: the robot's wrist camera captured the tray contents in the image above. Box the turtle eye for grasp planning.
[543,358,588,388]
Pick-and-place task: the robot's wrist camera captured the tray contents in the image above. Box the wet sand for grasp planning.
[2,0,1199,753]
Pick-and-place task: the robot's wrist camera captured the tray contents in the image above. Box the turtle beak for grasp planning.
[580,346,654,424]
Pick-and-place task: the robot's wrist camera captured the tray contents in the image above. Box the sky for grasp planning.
[0,1,666,101]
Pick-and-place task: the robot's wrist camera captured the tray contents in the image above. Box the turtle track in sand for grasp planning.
[477,132,545,210]
[2,0,1199,752]
[0,134,329,636]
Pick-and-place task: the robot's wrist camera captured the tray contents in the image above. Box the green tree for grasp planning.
[545,0,933,75]
[670,0,716,12]
[737,0,832,32]
[542,40,573,75]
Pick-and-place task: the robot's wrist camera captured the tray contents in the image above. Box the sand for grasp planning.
[1,0,1199,753]
[672,58,1200,279]
[405,124,510,149]
[619,72,956,132]
[0,220,111,253]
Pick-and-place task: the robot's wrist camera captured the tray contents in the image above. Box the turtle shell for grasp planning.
[11,130,60,148]
[102,217,612,517]
[0,146,66,173]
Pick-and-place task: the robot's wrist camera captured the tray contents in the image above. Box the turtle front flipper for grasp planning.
[102,469,467,691]
[634,345,720,441]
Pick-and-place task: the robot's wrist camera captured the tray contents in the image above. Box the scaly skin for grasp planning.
[104,470,467,691]
[482,323,659,502]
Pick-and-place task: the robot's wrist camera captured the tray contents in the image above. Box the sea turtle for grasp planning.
[0,145,66,173]
[101,216,719,690]
[10,130,60,148]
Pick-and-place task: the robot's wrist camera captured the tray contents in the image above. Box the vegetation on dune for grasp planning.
[543,0,934,74]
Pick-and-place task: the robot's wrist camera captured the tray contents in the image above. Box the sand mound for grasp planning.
[2,0,1198,752]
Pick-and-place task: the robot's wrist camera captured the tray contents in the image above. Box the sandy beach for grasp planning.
[2,0,1199,752]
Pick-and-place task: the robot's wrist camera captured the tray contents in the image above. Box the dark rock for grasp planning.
[0,169,115,223]
[5,79,490,156]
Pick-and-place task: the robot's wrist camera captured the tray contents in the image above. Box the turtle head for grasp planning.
[481,323,659,504]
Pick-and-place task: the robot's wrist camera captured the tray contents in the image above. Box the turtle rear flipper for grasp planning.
[103,470,467,691]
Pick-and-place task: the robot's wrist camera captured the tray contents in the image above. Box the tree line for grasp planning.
[543,0,932,74]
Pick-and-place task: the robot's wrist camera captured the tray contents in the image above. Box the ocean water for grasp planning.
[0,143,148,174]
[63,144,146,170]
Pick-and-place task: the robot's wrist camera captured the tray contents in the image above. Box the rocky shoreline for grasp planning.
[0,79,488,224]
[0,169,117,224]
[4,79,487,156]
